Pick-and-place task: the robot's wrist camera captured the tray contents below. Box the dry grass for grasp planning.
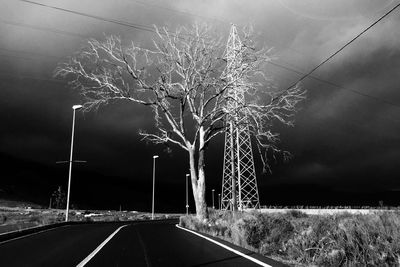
[0,207,179,234]
[260,208,397,215]
[180,209,400,266]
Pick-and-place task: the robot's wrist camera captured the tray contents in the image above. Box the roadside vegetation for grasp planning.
[180,209,400,266]
[0,206,178,234]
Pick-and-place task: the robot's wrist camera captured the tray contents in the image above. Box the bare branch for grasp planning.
[55,23,306,175]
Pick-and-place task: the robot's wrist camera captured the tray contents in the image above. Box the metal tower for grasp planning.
[221,25,260,211]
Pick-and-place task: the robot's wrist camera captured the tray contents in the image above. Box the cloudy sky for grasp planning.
[1,0,399,211]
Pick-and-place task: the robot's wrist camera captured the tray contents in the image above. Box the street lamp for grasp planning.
[218,193,221,210]
[186,174,189,215]
[212,189,215,209]
[152,155,159,220]
[65,104,82,222]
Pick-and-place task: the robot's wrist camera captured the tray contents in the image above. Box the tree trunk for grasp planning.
[194,178,207,219]
[187,128,208,220]
[188,148,208,219]
[195,148,207,219]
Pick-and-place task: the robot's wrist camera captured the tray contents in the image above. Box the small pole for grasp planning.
[186,174,189,215]
[218,193,221,210]
[212,189,215,209]
[65,105,82,222]
[152,155,159,220]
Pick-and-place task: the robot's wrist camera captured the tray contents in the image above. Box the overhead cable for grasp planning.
[274,2,400,101]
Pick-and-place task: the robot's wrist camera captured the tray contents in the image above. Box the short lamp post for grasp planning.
[65,104,82,222]
[212,189,215,209]
[152,155,159,220]
[186,174,189,215]
[218,193,221,210]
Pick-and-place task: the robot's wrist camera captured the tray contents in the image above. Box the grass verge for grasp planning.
[180,209,400,266]
[0,207,179,234]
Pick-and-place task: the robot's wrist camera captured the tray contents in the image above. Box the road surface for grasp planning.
[0,220,287,266]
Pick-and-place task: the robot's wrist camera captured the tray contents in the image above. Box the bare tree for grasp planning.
[55,24,305,219]
[51,186,66,209]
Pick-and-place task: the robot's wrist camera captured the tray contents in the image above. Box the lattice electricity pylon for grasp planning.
[221,24,260,211]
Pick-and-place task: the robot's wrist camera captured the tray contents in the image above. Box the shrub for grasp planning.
[242,214,268,248]
[179,215,200,231]
[261,214,295,255]
[51,186,66,209]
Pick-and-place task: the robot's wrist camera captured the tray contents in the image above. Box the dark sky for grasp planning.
[1,0,400,211]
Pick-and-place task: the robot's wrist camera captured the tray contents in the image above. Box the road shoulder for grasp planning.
[176,224,288,267]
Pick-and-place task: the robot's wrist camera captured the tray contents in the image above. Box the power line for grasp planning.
[275,2,400,101]
[3,44,398,108]
[4,0,399,146]
[2,41,399,110]
[16,0,308,61]
[0,18,90,39]
[267,61,400,109]
[18,0,305,57]
[17,0,196,42]
[3,44,399,110]
[13,0,400,109]
[130,0,228,25]
[19,0,156,34]
[129,0,306,57]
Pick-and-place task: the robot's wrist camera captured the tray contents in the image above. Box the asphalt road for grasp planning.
[0,220,287,267]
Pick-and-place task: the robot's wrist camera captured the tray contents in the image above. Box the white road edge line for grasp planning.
[175,224,273,267]
[77,224,128,267]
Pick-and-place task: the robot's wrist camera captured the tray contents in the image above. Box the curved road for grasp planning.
[0,220,287,266]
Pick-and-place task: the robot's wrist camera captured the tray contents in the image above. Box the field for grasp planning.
[0,201,180,235]
[180,208,400,266]
[260,208,392,215]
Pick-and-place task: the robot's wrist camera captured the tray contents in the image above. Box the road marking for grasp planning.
[176,224,273,267]
[0,225,69,245]
[77,224,128,267]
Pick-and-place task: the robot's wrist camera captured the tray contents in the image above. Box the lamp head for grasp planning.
[153,155,159,159]
[212,189,215,192]
[186,174,189,177]
[72,105,83,110]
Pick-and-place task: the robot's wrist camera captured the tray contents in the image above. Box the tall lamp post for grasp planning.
[212,189,215,209]
[218,193,221,210]
[152,155,159,220]
[186,174,189,215]
[65,104,82,222]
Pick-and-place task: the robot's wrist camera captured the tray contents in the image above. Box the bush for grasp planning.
[242,214,268,248]
[180,213,230,237]
[179,215,201,231]
[261,214,295,255]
